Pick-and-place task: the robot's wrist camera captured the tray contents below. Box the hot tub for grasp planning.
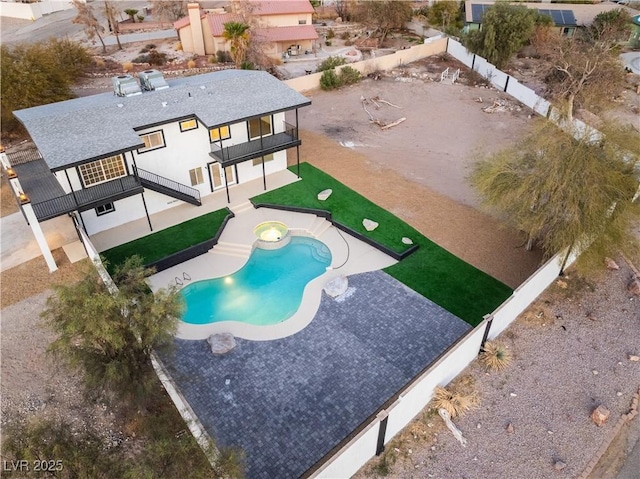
[254,221,291,250]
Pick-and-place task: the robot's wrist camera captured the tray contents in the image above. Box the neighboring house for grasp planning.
[0,0,76,21]
[175,1,319,59]
[630,13,640,48]
[7,69,310,269]
[464,0,634,36]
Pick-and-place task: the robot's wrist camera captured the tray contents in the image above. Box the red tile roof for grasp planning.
[173,14,193,30]
[254,25,318,42]
[250,1,314,16]
[207,12,243,36]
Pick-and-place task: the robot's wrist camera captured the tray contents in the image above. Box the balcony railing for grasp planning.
[210,121,300,166]
[32,175,142,221]
[136,167,201,205]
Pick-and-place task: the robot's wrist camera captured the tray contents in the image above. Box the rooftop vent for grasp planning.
[138,69,169,92]
[112,75,142,97]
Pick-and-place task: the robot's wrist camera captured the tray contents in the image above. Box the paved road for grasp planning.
[615,416,640,479]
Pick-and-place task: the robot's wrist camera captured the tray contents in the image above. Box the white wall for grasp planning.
[0,1,74,20]
[79,194,148,235]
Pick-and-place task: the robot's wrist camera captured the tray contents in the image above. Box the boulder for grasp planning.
[402,237,413,245]
[604,257,619,270]
[554,461,566,471]
[317,189,332,201]
[628,277,640,296]
[590,405,610,427]
[207,333,236,355]
[506,423,514,434]
[324,276,348,298]
[629,355,640,362]
[363,218,378,231]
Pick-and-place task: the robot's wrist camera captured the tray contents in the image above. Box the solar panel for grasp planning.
[537,8,577,27]
[471,4,491,23]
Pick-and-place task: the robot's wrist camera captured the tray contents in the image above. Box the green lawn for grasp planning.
[101,209,230,273]
[253,163,512,326]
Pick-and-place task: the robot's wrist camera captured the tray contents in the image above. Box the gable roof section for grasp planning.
[173,14,193,30]
[207,12,243,36]
[249,1,314,16]
[14,70,311,171]
[254,24,318,42]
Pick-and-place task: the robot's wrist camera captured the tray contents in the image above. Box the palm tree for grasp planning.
[222,21,250,68]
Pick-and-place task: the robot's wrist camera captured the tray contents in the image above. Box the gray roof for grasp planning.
[14,70,311,171]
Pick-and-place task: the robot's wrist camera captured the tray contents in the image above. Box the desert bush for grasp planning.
[137,15,144,22]
[175,41,183,51]
[316,55,346,72]
[319,69,342,90]
[122,61,133,71]
[216,50,232,63]
[338,66,361,85]
[479,341,512,371]
[208,55,216,64]
[432,385,479,418]
[187,59,196,69]
[344,39,353,46]
[132,49,168,65]
[94,57,105,68]
[325,40,332,47]
[340,31,350,40]
[139,43,157,53]
[240,61,255,70]
[327,28,335,39]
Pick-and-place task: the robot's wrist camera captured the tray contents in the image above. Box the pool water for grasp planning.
[180,236,332,325]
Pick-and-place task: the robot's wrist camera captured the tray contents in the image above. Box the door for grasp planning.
[209,162,235,191]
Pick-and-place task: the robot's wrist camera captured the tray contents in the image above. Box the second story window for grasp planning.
[248,116,272,140]
[78,155,126,187]
[180,119,198,132]
[138,131,165,153]
[210,126,230,142]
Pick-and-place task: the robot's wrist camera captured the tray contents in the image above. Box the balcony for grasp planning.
[209,122,300,166]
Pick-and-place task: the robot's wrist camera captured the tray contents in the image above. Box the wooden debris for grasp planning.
[380,117,406,130]
[360,96,405,130]
[372,96,402,109]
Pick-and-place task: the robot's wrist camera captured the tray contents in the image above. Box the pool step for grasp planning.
[231,201,254,215]
[212,241,252,258]
[309,217,332,238]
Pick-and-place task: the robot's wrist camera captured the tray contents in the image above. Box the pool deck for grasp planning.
[158,270,472,479]
[148,205,398,341]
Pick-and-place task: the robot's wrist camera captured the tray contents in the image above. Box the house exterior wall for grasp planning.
[178,25,196,54]
[79,194,147,235]
[201,17,217,55]
[261,12,312,27]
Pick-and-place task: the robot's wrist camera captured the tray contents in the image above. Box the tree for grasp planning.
[72,0,106,53]
[103,1,122,50]
[124,8,139,23]
[470,120,640,271]
[222,21,251,68]
[334,0,355,22]
[427,1,462,34]
[151,0,187,24]
[357,0,413,46]
[536,9,631,121]
[1,39,91,136]
[42,256,182,409]
[464,3,552,69]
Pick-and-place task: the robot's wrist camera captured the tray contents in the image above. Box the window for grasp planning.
[248,116,272,140]
[180,119,198,132]
[138,130,165,152]
[189,167,204,186]
[95,203,115,216]
[252,153,275,166]
[298,18,307,25]
[209,125,230,142]
[78,155,126,187]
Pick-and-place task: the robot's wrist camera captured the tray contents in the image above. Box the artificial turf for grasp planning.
[101,209,230,274]
[252,163,512,326]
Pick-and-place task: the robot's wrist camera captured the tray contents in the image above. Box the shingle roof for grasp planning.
[14,70,311,171]
[254,25,318,42]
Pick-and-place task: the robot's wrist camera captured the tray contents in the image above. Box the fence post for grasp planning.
[480,314,493,350]
[504,76,510,93]
[375,411,389,456]
[471,54,476,70]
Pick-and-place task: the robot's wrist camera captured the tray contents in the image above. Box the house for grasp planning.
[464,0,634,36]
[175,1,319,59]
[6,69,311,271]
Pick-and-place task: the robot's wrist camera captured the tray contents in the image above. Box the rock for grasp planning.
[591,405,610,427]
[629,355,640,362]
[628,277,640,296]
[207,333,236,355]
[317,188,332,201]
[324,276,348,298]
[556,280,568,289]
[363,218,379,231]
[592,370,598,375]
[510,393,517,397]
[506,423,515,434]
[554,460,566,471]
[402,237,413,245]
[604,257,619,270]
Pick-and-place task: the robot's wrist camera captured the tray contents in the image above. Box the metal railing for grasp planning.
[135,167,201,203]
[210,121,300,165]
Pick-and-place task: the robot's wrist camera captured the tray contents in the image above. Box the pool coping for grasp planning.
[148,207,398,341]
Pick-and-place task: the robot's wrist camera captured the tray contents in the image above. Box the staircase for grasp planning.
[136,167,201,206]
[308,216,332,238]
[211,241,252,259]
[231,201,254,215]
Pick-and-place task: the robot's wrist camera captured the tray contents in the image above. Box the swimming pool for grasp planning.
[180,236,332,325]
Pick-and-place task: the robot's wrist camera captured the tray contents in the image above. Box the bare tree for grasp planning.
[103,1,122,50]
[72,0,106,53]
[357,0,413,46]
[150,0,187,25]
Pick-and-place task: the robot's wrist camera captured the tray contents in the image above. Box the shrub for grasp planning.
[94,57,105,68]
[122,61,133,71]
[175,41,183,51]
[216,50,232,63]
[327,28,335,39]
[316,55,346,72]
[338,66,361,85]
[325,40,332,47]
[479,341,512,371]
[340,31,350,40]
[432,386,479,418]
[319,69,342,90]
[240,60,255,70]
[132,50,168,65]
[187,59,196,69]
[208,55,216,64]
[139,43,156,53]
[137,15,144,22]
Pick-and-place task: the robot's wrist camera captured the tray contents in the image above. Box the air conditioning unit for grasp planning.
[138,69,170,92]
[112,75,142,97]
